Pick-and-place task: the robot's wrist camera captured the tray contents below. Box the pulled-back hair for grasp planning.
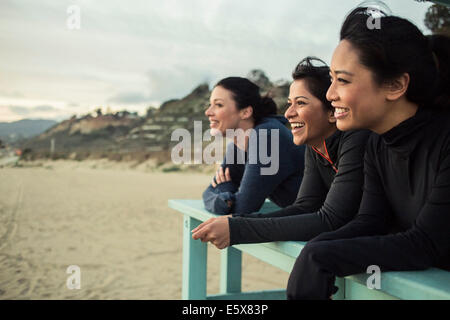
[292,57,333,111]
[340,7,450,110]
[215,77,277,124]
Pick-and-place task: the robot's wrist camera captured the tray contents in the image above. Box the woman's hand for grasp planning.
[191,215,231,249]
[211,167,231,188]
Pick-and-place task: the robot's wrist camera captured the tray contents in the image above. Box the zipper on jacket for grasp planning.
[312,141,338,173]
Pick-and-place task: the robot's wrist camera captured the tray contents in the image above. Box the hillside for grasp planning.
[0,119,57,143]
[19,70,290,162]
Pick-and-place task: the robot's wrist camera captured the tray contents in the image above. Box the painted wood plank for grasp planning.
[233,243,297,273]
[207,289,286,300]
[171,199,450,300]
[220,247,242,294]
[333,277,346,300]
[182,215,207,300]
[344,280,398,300]
[347,268,450,300]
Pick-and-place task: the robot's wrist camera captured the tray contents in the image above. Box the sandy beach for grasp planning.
[0,160,289,299]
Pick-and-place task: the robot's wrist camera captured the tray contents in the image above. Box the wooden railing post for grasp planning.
[220,246,242,294]
[182,215,207,299]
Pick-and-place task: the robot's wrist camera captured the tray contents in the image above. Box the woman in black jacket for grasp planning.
[287,8,450,300]
[192,57,371,249]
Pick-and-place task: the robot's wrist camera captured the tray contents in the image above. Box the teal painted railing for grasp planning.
[169,199,450,300]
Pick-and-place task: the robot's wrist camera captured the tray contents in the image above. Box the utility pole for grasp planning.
[50,138,55,156]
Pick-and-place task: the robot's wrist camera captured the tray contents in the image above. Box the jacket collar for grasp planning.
[380,107,432,154]
[313,129,342,167]
[323,129,342,164]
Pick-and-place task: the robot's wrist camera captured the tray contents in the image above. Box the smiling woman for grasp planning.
[202,77,306,215]
[192,57,371,250]
[287,7,450,300]
[287,58,337,150]
[327,40,418,133]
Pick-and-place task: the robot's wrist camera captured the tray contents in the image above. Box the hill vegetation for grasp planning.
[18,70,291,164]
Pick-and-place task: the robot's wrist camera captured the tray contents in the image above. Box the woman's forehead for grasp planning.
[330,40,360,72]
[289,79,313,98]
[210,86,235,103]
[211,86,231,97]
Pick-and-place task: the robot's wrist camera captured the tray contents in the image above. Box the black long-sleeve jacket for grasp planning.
[310,108,450,270]
[229,129,371,245]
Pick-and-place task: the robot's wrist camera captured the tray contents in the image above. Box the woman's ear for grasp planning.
[385,73,410,101]
[240,106,253,120]
[328,109,337,124]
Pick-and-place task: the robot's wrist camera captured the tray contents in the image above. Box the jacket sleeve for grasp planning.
[235,146,327,218]
[311,136,450,269]
[202,143,245,214]
[310,134,395,242]
[228,130,371,244]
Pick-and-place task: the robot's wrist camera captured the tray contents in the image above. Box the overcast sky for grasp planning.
[0,0,433,122]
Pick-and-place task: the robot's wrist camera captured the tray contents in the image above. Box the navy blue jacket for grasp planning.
[202,115,305,215]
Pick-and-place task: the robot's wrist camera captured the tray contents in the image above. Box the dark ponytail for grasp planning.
[215,77,277,123]
[428,34,450,110]
[340,7,450,110]
[255,95,277,122]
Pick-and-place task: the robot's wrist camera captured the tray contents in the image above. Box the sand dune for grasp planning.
[0,161,289,299]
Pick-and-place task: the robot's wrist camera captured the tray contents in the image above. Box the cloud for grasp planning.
[0,90,24,98]
[8,105,31,115]
[34,105,58,112]
[107,92,150,104]
[146,66,214,101]
[9,105,59,115]
[2,105,70,122]
[0,0,432,122]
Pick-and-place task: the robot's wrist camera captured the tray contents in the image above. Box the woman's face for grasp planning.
[285,79,336,147]
[205,86,244,136]
[326,39,389,132]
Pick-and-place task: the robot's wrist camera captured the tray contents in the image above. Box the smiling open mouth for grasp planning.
[290,122,305,132]
[334,107,350,119]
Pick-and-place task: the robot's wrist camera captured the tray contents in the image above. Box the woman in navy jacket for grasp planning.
[202,77,305,215]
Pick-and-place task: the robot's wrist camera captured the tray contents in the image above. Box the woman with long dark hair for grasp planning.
[202,77,306,215]
[287,7,450,300]
[193,58,371,249]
